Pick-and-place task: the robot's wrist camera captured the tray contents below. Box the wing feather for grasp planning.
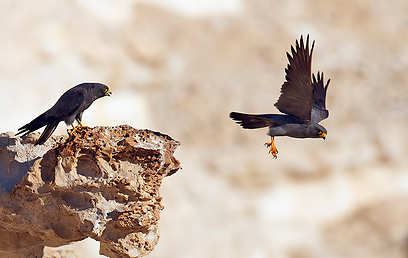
[311,72,330,123]
[274,35,315,123]
[46,87,86,119]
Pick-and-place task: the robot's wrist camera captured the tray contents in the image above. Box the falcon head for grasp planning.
[102,86,112,97]
[310,123,327,140]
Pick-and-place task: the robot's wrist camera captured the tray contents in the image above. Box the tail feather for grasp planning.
[229,112,271,129]
[35,121,59,145]
[17,112,60,144]
[16,112,49,136]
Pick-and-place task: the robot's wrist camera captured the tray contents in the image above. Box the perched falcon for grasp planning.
[17,82,111,145]
[230,35,330,158]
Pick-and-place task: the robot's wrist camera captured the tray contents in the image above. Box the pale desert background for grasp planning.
[1,0,408,257]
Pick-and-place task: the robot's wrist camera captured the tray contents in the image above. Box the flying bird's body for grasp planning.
[17,82,111,145]
[229,35,330,158]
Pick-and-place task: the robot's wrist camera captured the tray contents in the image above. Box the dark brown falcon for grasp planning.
[17,82,111,145]
[229,35,330,158]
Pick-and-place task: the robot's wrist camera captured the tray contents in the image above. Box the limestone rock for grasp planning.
[0,125,181,258]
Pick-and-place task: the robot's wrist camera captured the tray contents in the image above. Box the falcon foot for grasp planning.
[70,120,91,134]
[76,125,91,130]
[68,126,81,135]
[76,120,91,130]
[69,124,90,135]
[265,136,278,159]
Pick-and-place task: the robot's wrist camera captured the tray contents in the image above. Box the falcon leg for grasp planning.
[265,136,278,159]
[76,119,90,129]
[77,119,84,127]
[69,124,81,135]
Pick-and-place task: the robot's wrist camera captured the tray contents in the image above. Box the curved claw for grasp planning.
[71,120,91,134]
[68,122,90,135]
[265,136,278,159]
[69,124,82,135]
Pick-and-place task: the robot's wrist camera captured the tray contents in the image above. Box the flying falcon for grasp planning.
[17,82,111,145]
[229,35,330,158]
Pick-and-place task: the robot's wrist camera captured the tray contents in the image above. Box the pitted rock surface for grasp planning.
[0,125,181,258]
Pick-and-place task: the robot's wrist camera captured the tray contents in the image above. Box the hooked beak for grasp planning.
[105,89,112,97]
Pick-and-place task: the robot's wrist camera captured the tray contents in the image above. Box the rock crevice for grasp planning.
[0,125,181,258]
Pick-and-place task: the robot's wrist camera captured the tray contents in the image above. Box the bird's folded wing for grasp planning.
[46,88,86,118]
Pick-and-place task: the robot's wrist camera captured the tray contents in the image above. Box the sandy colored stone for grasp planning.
[0,125,181,258]
[43,249,79,258]
[2,1,408,257]
[324,197,408,258]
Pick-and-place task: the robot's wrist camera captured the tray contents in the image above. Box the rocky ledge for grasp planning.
[0,125,181,258]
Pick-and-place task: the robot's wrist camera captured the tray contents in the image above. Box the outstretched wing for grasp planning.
[311,72,330,123]
[274,35,315,123]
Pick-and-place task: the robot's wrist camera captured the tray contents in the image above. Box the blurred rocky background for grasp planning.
[1,0,408,257]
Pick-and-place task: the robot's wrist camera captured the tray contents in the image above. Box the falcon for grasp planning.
[17,82,111,145]
[229,35,330,158]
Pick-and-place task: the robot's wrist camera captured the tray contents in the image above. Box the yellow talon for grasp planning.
[265,136,278,159]
[77,120,84,128]
[75,119,90,130]
[68,124,81,135]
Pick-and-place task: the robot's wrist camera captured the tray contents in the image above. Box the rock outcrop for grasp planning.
[0,125,181,258]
